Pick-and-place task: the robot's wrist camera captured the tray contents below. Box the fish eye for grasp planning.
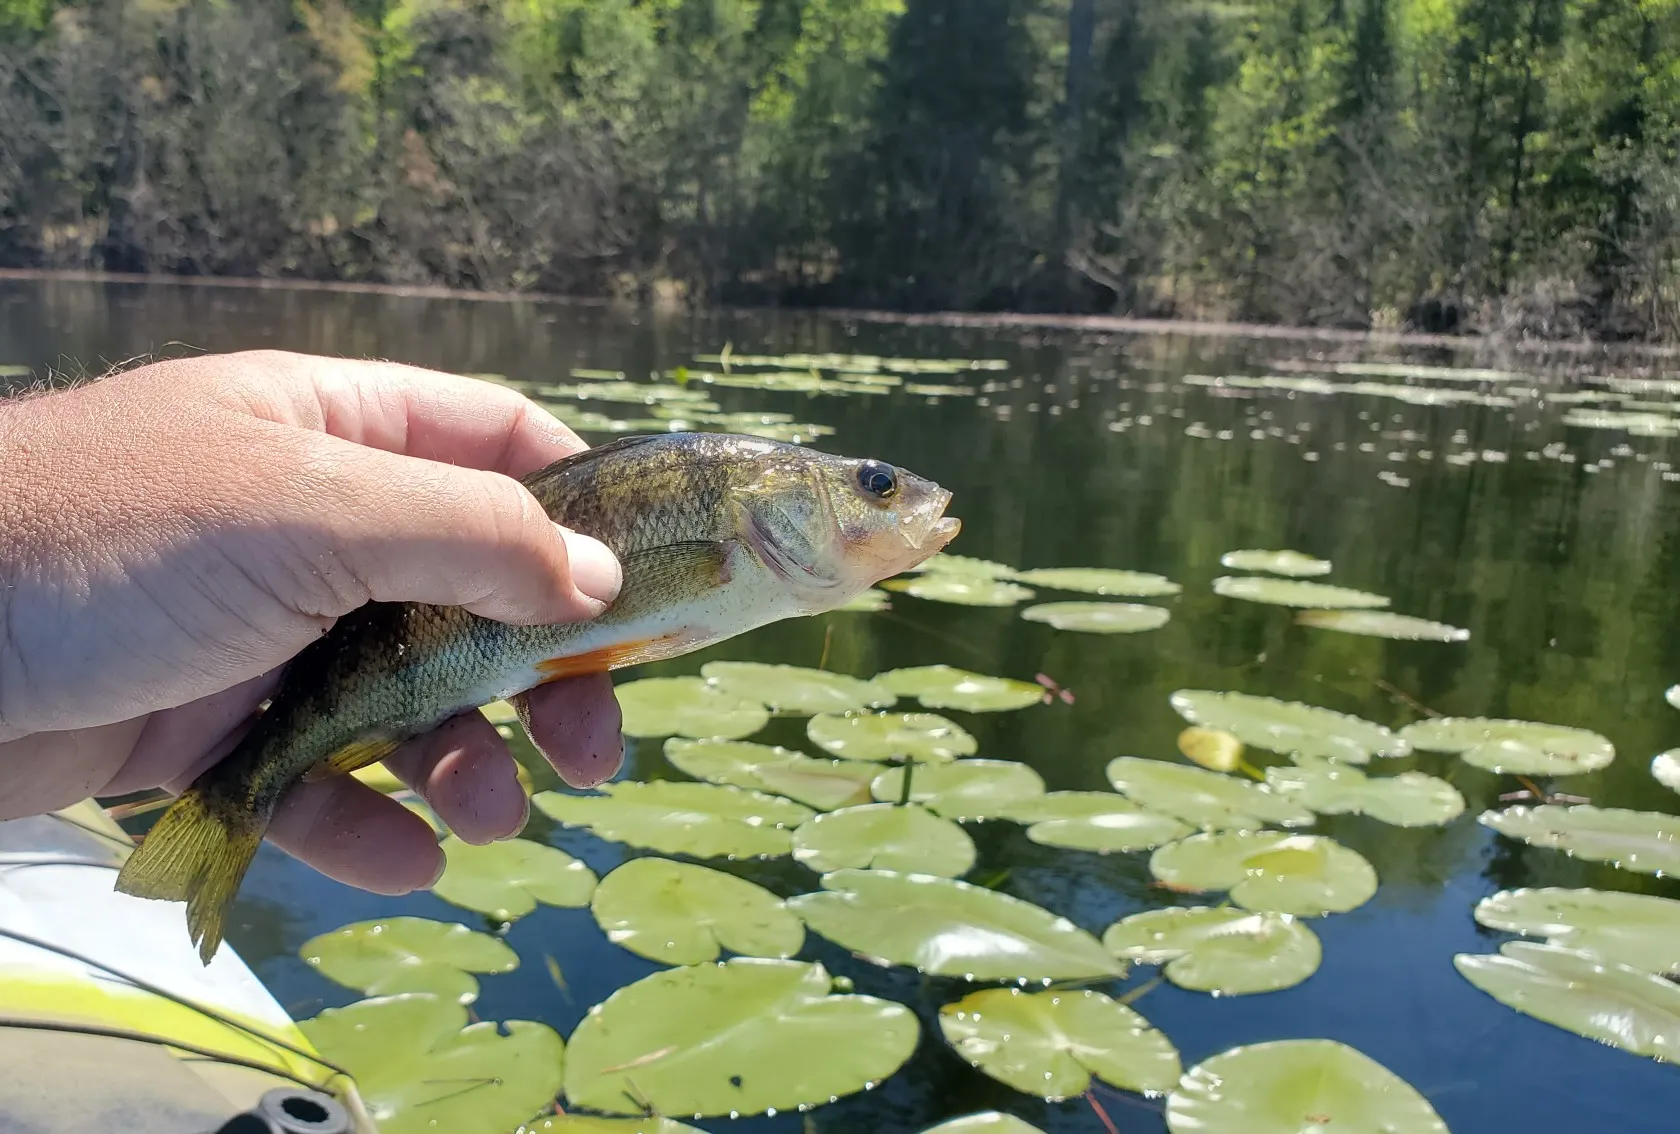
[856,460,898,499]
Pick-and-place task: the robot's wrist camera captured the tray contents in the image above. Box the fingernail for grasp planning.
[559,528,622,604]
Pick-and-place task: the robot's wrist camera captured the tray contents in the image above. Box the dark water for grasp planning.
[5,278,1680,1133]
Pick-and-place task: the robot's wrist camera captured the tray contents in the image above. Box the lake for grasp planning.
[4,276,1680,1134]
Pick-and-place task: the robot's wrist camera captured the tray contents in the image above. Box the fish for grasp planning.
[113,432,961,963]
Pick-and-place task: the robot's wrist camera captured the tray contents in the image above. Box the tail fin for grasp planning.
[114,787,265,966]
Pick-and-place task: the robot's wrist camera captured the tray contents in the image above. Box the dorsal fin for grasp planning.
[517,432,691,491]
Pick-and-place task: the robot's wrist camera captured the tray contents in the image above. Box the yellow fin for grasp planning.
[113,788,264,966]
[534,634,687,681]
[302,736,401,782]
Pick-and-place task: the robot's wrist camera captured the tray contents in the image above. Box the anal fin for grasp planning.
[303,736,401,782]
[534,633,689,681]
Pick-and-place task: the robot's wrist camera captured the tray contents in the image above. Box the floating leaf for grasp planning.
[1653,750,1680,794]
[788,869,1123,981]
[874,665,1045,712]
[533,782,812,859]
[1011,568,1182,597]
[1213,576,1390,609]
[794,803,976,877]
[351,762,408,794]
[807,711,977,763]
[1166,1038,1449,1134]
[1177,726,1245,773]
[871,759,1047,820]
[431,836,598,922]
[563,958,917,1117]
[1480,804,1680,875]
[1456,942,1680,1061]
[1170,689,1407,763]
[1399,717,1614,775]
[300,993,563,1134]
[1668,684,1680,711]
[1021,602,1170,633]
[529,1120,707,1134]
[589,857,803,965]
[883,575,1036,607]
[615,677,769,740]
[1000,792,1192,853]
[1474,887,1680,974]
[702,662,897,715]
[1150,831,1378,916]
[1105,757,1313,830]
[939,988,1180,1099]
[921,1115,1044,1134]
[479,699,520,724]
[1265,762,1465,827]
[837,588,891,612]
[664,738,876,810]
[300,918,517,1006]
[1102,907,1321,995]
[908,553,1019,578]
[1217,549,1333,577]
[1295,609,1470,641]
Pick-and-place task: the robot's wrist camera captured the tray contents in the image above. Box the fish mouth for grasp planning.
[900,487,961,566]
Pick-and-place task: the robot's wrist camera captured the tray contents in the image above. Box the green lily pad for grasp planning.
[479,698,520,724]
[529,1118,708,1133]
[1177,726,1245,773]
[533,782,812,859]
[874,665,1045,712]
[701,662,897,716]
[1021,602,1171,633]
[1217,549,1333,577]
[939,988,1180,1100]
[1213,576,1391,609]
[794,803,976,877]
[1102,907,1321,995]
[590,857,804,965]
[1012,569,1182,597]
[788,869,1123,981]
[1456,942,1680,1062]
[562,958,918,1117]
[999,792,1193,853]
[837,588,891,612]
[430,836,598,922]
[1264,762,1465,827]
[1398,717,1614,775]
[1170,690,1407,763]
[1480,804,1680,875]
[300,993,564,1134]
[1166,1038,1449,1134]
[615,677,770,740]
[807,711,978,763]
[1295,609,1470,642]
[300,917,517,1006]
[1150,831,1378,916]
[1474,887,1680,974]
[921,1115,1044,1134]
[883,574,1037,606]
[1653,750,1680,794]
[871,759,1047,820]
[1105,757,1314,830]
[664,738,877,810]
[1668,684,1680,711]
[908,553,1020,578]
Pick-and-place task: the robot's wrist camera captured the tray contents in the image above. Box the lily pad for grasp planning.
[999,792,1192,853]
[1456,942,1680,1061]
[529,1118,708,1133]
[1668,684,1680,711]
[1012,569,1182,597]
[533,782,812,859]
[1213,576,1391,609]
[479,698,520,724]
[1171,690,1407,763]
[615,677,770,740]
[939,988,1180,1099]
[837,588,892,612]
[1474,887,1680,974]
[883,575,1037,607]
[1294,609,1470,642]
[300,918,518,1006]
[807,711,978,763]
[871,759,1047,820]
[1150,831,1378,916]
[431,836,598,922]
[1654,750,1680,794]
[563,958,918,1117]
[921,1116,1044,1134]
[1166,1038,1449,1134]
[874,665,1045,712]
[1265,762,1465,827]
[1480,804,1680,875]
[1398,717,1614,775]
[1105,757,1314,830]
[1177,726,1245,773]
[788,869,1123,981]
[664,738,877,810]
[590,857,804,965]
[908,553,1019,578]
[1218,549,1333,577]
[300,993,564,1134]
[1021,602,1171,633]
[1102,907,1321,995]
[794,803,977,877]
[701,662,897,716]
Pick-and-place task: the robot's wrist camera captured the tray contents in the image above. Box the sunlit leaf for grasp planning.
[300,918,517,1006]
[1105,757,1313,830]
[1150,831,1378,916]
[664,738,877,810]
[1480,804,1680,875]
[1399,717,1614,775]
[837,588,892,612]
[615,676,769,740]
[871,759,1047,820]
[1294,609,1470,641]
[1667,684,1680,712]
[1011,568,1182,597]
[794,803,976,877]
[563,958,917,1117]
[1653,750,1680,794]
[907,553,1019,578]
[788,869,1123,981]
[533,782,812,859]
[874,665,1045,712]
[1217,549,1332,577]
[1102,907,1321,995]
[807,711,978,763]
[528,1118,707,1133]
[1213,576,1390,609]
[431,836,598,922]
[939,988,1180,1099]
[351,762,408,794]
[1177,726,1244,772]
[1474,887,1680,975]
[920,1115,1044,1134]
[999,792,1192,852]
[702,662,897,715]
[883,575,1036,607]
[589,857,803,965]
[1170,689,1407,763]
[479,699,519,724]
[1021,601,1170,633]
[1264,762,1464,827]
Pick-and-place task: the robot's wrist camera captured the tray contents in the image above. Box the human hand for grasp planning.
[0,350,625,895]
